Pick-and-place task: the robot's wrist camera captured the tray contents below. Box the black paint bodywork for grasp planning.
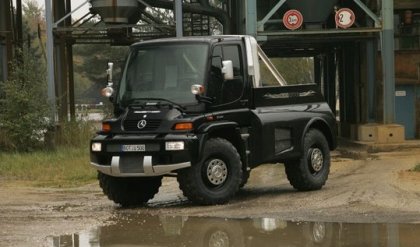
[90,36,337,174]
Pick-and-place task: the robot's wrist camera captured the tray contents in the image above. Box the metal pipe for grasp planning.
[72,12,92,26]
[54,0,90,27]
[137,0,174,24]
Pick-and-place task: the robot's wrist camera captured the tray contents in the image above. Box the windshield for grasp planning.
[118,43,209,106]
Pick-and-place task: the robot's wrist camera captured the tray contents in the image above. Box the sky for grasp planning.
[20,0,91,20]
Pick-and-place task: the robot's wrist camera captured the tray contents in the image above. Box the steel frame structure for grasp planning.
[245,0,395,125]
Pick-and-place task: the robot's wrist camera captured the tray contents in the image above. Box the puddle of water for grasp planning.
[49,214,420,247]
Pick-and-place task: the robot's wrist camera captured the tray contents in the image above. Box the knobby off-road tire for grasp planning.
[285,129,330,191]
[98,172,162,207]
[177,138,243,205]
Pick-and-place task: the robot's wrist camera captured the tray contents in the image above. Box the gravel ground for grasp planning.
[1,148,419,246]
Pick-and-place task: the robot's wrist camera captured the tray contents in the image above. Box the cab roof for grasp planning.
[131,35,248,47]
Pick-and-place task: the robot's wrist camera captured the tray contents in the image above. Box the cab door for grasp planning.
[206,43,249,112]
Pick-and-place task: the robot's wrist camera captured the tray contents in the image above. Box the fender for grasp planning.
[300,117,336,152]
[196,121,247,166]
[197,121,238,134]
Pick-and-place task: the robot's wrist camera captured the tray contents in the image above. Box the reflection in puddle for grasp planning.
[49,214,420,247]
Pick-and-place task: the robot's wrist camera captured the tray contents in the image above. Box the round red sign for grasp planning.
[283,10,304,30]
[335,8,355,29]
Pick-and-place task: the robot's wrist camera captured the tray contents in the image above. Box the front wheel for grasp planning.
[98,172,162,207]
[285,129,330,191]
[177,138,243,205]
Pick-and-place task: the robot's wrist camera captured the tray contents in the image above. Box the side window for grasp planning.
[222,45,242,76]
[207,44,245,106]
[257,48,287,87]
[212,46,223,67]
[208,46,223,104]
[257,46,315,87]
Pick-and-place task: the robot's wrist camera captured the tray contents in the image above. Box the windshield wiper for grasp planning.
[127,98,186,111]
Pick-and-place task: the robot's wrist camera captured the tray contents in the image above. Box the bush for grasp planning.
[55,120,96,148]
[0,50,52,152]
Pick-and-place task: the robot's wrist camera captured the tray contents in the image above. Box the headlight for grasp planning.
[91,142,102,152]
[165,141,185,151]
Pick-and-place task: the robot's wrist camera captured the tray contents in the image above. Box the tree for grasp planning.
[0,49,51,151]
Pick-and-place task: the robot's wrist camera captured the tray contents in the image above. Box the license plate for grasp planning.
[121,144,146,152]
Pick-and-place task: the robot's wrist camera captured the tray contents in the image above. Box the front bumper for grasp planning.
[91,156,190,177]
[90,133,198,177]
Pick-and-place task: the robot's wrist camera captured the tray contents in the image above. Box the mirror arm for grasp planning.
[107,62,114,87]
[102,62,115,98]
[196,95,213,104]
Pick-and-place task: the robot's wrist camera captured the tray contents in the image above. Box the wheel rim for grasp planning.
[208,230,229,247]
[312,222,326,243]
[206,159,228,186]
[309,148,324,173]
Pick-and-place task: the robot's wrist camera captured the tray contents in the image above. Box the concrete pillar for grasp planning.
[174,0,183,37]
[382,0,395,124]
[245,0,257,37]
[45,0,57,120]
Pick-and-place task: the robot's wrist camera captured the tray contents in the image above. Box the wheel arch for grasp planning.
[198,122,247,170]
[302,118,336,150]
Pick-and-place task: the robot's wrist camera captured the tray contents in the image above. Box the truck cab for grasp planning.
[90,35,337,206]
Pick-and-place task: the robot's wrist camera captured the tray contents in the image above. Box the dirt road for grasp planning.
[1,148,420,246]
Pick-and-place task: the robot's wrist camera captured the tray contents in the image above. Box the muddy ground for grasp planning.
[1,148,420,246]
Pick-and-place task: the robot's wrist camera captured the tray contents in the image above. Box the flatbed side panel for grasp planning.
[250,84,335,165]
[253,84,325,107]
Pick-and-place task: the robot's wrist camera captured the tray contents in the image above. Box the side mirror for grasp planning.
[102,62,114,98]
[222,60,234,81]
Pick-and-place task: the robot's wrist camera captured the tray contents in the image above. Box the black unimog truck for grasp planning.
[90,35,337,206]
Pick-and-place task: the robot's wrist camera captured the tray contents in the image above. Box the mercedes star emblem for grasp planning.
[137,120,147,129]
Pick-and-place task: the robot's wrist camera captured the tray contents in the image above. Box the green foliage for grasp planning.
[0,50,52,152]
[54,120,96,148]
[22,0,45,62]
[271,57,315,85]
[0,147,96,187]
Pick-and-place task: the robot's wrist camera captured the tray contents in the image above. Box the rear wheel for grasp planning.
[177,138,243,205]
[285,129,330,191]
[98,172,162,207]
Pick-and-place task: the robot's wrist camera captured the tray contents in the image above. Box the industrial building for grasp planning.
[1,0,420,143]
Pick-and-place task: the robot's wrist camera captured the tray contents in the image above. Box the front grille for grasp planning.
[122,119,162,131]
